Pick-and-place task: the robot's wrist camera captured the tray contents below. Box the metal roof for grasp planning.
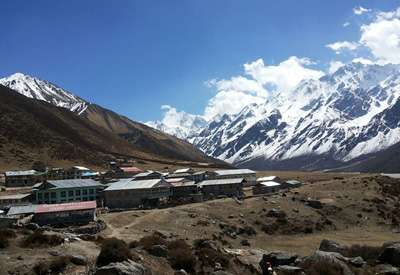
[133,170,163,178]
[286,180,302,185]
[44,179,103,189]
[165,177,188,183]
[5,170,38,177]
[174,168,193,174]
[0,193,30,200]
[259,181,281,187]
[120,167,142,173]
[199,178,245,186]
[35,201,96,214]
[105,179,171,191]
[7,205,37,216]
[72,166,90,171]
[81,171,99,177]
[214,169,255,176]
[170,181,196,187]
[257,176,280,182]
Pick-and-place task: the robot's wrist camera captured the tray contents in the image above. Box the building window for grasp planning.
[61,191,66,197]
[38,193,43,199]
[44,192,49,199]
[76,190,81,196]
[82,189,87,195]
[51,192,56,198]
[68,190,74,197]
[89,189,94,195]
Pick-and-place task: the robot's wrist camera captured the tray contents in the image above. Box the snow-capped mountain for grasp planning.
[164,62,400,170]
[146,108,207,139]
[0,73,88,114]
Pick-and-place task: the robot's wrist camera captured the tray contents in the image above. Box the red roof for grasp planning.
[120,167,143,173]
[35,201,96,214]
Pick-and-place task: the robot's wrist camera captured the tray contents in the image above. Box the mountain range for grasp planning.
[148,62,400,172]
[0,73,224,169]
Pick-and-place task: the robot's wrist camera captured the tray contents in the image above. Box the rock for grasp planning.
[319,239,347,254]
[298,250,353,275]
[260,251,298,269]
[306,200,323,209]
[374,264,400,275]
[349,256,366,267]
[48,250,62,257]
[94,260,150,275]
[174,270,188,275]
[148,244,168,257]
[276,265,304,275]
[25,223,40,231]
[17,256,23,260]
[267,209,287,218]
[70,255,87,266]
[241,239,250,246]
[379,243,400,267]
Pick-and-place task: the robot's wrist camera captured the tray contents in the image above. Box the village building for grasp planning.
[33,201,97,226]
[286,180,302,188]
[0,193,31,209]
[257,176,282,183]
[213,169,256,186]
[167,170,213,183]
[5,170,43,187]
[198,178,245,199]
[104,178,172,209]
[81,171,100,179]
[45,168,65,180]
[6,204,37,217]
[167,178,198,200]
[64,166,93,179]
[252,181,281,195]
[133,170,164,180]
[115,166,143,178]
[32,179,104,204]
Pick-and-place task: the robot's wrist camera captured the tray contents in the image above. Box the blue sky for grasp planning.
[1,0,399,122]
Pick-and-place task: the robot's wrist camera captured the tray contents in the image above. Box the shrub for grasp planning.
[0,236,9,249]
[138,232,167,251]
[33,256,70,275]
[167,240,196,272]
[0,229,16,249]
[22,231,64,248]
[129,240,139,248]
[96,238,131,267]
[194,240,229,268]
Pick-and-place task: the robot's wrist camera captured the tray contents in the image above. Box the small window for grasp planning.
[68,190,74,197]
[82,189,87,195]
[61,191,66,197]
[75,190,81,196]
[44,192,49,198]
[89,189,94,195]
[38,193,43,199]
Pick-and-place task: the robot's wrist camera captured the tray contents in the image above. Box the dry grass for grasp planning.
[96,238,131,267]
[21,231,64,248]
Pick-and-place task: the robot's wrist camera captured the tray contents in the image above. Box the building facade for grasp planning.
[199,178,245,199]
[5,170,43,187]
[104,178,171,208]
[213,169,256,186]
[32,179,104,204]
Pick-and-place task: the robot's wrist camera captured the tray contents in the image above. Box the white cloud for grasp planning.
[353,6,371,15]
[351,57,374,65]
[326,41,359,54]
[243,57,324,94]
[360,16,400,64]
[328,61,345,74]
[212,75,267,97]
[159,105,204,128]
[343,22,350,27]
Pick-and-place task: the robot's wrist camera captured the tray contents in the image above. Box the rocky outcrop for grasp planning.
[94,260,151,275]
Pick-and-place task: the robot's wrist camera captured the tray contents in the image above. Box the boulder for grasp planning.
[349,256,366,267]
[148,245,168,258]
[379,243,400,267]
[276,265,305,275]
[25,223,40,231]
[241,239,250,246]
[260,251,298,269]
[374,264,400,275]
[306,200,323,209]
[267,209,287,218]
[70,255,87,266]
[319,239,347,254]
[298,250,353,275]
[94,260,150,275]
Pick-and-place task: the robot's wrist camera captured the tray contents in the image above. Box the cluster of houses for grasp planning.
[0,164,302,227]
